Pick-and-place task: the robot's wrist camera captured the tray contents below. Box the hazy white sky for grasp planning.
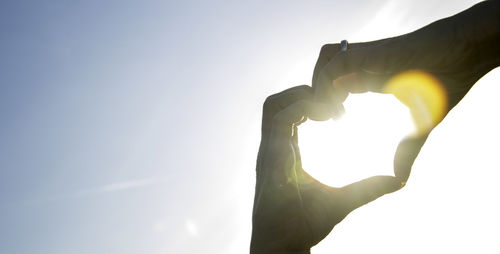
[1,0,498,253]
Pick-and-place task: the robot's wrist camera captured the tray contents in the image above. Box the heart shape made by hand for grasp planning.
[299,92,414,187]
[301,70,447,187]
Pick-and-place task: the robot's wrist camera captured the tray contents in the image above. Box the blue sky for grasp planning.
[1,1,499,253]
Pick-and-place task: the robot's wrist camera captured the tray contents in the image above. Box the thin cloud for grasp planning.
[4,177,166,208]
[74,177,165,196]
[101,178,159,192]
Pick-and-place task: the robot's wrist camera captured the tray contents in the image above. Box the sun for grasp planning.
[298,92,415,187]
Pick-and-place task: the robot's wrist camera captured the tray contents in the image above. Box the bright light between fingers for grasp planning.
[299,93,414,187]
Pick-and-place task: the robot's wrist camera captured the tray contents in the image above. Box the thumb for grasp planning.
[393,134,429,184]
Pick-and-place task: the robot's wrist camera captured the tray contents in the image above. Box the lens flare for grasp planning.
[383,70,447,136]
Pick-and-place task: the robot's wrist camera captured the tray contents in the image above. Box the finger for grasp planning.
[332,72,368,93]
[321,49,362,83]
[393,133,429,184]
[262,100,332,185]
[312,43,342,86]
[312,37,395,86]
[313,47,370,119]
[314,68,391,110]
[257,85,314,173]
[337,175,402,214]
[334,71,394,95]
[311,39,390,89]
[314,73,348,119]
[262,85,313,135]
[315,47,368,97]
[271,100,333,137]
[265,99,332,167]
[291,126,302,169]
[313,38,403,114]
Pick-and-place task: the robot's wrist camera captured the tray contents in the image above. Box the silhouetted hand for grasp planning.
[250,85,404,254]
[312,0,500,183]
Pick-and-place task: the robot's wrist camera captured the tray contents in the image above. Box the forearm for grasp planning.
[376,0,500,73]
[456,0,500,68]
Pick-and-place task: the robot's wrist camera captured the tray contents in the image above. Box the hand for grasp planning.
[312,0,500,183]
[250,85,403,254]
[313,1,499,115]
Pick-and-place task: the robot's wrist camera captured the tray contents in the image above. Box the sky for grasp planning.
[0,0,499,253]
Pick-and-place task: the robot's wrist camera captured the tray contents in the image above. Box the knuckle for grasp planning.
[263,95,277,112]
[320,43,337,56]
[272,101,305,124]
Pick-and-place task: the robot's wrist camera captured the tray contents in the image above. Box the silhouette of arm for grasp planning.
[457,0,500,69]
[313,0,500,109]
[311,1,500,207]
[251,2,500,252]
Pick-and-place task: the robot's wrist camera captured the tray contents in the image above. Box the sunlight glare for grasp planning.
[384,70,448,136]
[299,93,414,187]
